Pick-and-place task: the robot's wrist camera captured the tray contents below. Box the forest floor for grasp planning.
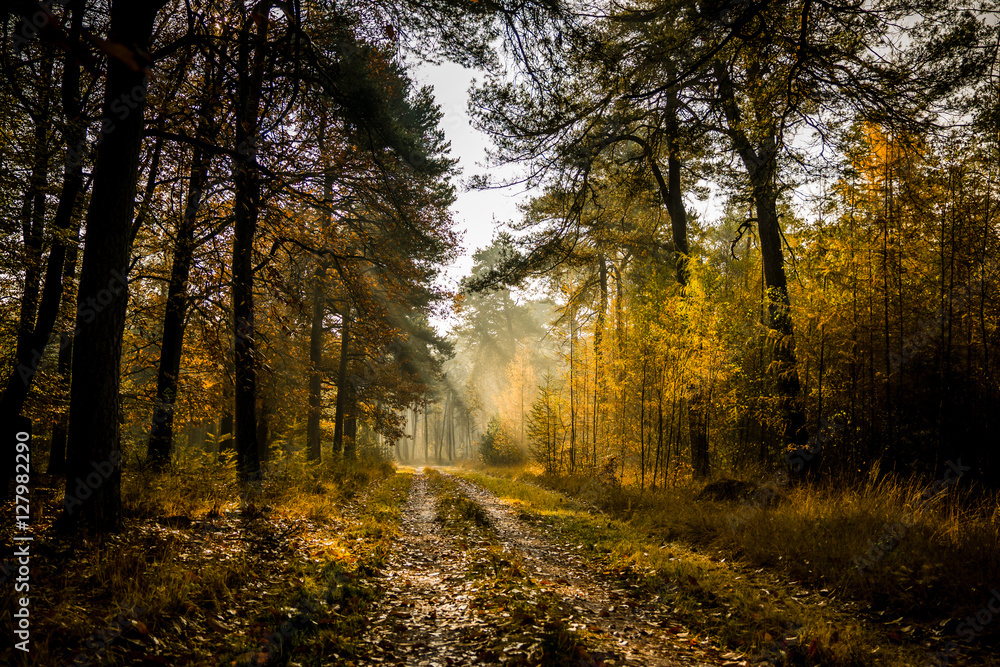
[3,464,996,666]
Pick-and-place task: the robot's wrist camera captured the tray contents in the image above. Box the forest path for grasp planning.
[356,468,735,667]
[356,468,485,666]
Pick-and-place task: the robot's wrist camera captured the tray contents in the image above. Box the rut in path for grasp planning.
[356,469,484,666]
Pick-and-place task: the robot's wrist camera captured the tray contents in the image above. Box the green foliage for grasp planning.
[479,415,525,466]
[527,372,563,474]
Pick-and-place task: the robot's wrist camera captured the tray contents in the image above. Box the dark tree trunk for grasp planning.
[147,62,218,468]
[62,0,166,532]
[306,277,326,461]
[218,368,234,459]
[257,391,271,463]
[307,146,333,462]
[47,332,72,474]
[345,408,357,461]
[751,168,806,451]
[16,57,53,370]
[333,305,352,457]
[689,389,711,479]
[438,393,451,464]
[423,400,429,462]
[714,60,807,456]
[448,398,455,462]
[232,3,271,482]
[594,252,607,467]
[568,308,576,472]
[664,78,689,283]
[48,170,85,477]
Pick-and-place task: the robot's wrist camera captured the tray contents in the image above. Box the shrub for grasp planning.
[479,415,525,466]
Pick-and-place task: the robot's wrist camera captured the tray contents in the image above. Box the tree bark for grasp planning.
[257,390,271,463]
[345,407,358,460]
[306,276,326,461]
[307,138,334,462]
[423,399,429,462]
[62,0,166,532]
[232,3,271,482]
[568,306,576,472]
[333,305,352,458]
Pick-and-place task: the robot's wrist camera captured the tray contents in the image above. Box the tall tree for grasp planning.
[63,0,168,531]
[231,1,272,483]
[147,53,222,468]
[1,0,88,493]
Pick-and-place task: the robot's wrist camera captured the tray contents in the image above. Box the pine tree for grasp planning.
[527,373,562,475]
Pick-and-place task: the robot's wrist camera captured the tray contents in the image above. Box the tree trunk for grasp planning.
[219,369,234,459]
[147,62,218,468]
[438,393,450,463]
[48,213,83,476]
[752,169,806,452]
[568,306,576,472]
[448,401,456,462]
[306,276,326,461]
[594,252,607,468]
[257,390,271,463]
[714,60,806,456]
[689,388,711,478]
[647,96,711,478]
[307,141,333,462]
[345,409,358,460]
[232,3,271,483]
[333,304,352,458]
[423,400,429,462]
[639,355,647,488]
[16,57,53,374]
[47,332,72,474]
[62,1,166,532]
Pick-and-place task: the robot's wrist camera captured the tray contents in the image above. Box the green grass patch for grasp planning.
[428,468,495,535]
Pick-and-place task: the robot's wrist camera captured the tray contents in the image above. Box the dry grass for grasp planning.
[461,467,1000,666]
[527,469,1000,618]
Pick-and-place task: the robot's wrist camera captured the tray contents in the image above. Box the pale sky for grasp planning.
[411,61,532,290]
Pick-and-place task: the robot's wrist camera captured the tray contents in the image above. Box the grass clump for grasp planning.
[428,469,495,534]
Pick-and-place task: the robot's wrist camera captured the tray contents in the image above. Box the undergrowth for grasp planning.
[255,472,411,665]
[532,470,1000,627]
